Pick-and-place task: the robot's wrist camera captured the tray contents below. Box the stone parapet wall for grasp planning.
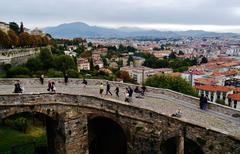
[0,78,239,117]
[0,48,40,66]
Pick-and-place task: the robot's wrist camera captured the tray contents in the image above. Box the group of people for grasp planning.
[134,86,146,98]
[99,82,146,103]
[13,77,210,115]
[14,82,23,93]
[199,94,209,110]
[47,81,56,92]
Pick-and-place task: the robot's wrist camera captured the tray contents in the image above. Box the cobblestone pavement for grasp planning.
[0,83,240,138]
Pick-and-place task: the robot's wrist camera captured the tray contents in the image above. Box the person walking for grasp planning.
[40,74,44,85]
[47,81,52,92]
[64,73,68,84]
[114,86,119,97]
[105,82,112,96]
[141,85,146,96]
[82,79,88,87]
[203,95,209,110]
[199,94,204,110]
[124,88,130,102]
[99,82,104,97]
[128,86,133,102]
[51,82,56,93]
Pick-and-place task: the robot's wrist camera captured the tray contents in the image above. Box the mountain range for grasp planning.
[42,22,239,39]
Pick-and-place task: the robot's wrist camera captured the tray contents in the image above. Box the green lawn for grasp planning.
[0,125,47,153]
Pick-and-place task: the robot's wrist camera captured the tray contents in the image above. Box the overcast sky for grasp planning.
[1,0,240,32]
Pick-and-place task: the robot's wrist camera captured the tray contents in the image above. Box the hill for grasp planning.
[43,22,239,39]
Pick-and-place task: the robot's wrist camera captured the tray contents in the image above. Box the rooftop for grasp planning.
[196,85,234,92]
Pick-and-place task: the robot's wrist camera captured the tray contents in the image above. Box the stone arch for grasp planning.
[87,116,127,154]
[1,110,66,154]
[0,106,60,120]
[160,136,204,154]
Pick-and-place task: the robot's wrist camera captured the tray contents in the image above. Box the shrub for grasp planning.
[216,99,226,105]
[145,74,197,96]
[47,69,63,77]
[66,69,79,78]
[4,117,29,133]
[7,66,31,77]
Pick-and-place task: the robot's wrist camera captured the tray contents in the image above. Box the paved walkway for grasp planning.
[0,83,240,138]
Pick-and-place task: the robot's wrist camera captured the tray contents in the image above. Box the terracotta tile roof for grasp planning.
[195,85,233,92]
[234,88,240,93]
[228,94,240,101]
[168,72,182,77]
[210,70,238,77]
[194,78,218,85]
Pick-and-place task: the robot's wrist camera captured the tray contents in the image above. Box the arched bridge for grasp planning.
[0,78,240,154]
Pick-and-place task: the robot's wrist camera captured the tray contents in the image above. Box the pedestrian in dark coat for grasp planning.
[64,74,68,84]
[199,94,204,110]
[114,87,119,97]
[203,95,209,110]
[106,82,112,95]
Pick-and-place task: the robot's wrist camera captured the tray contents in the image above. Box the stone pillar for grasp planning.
[176,134,184,154]
[64,111,89,154]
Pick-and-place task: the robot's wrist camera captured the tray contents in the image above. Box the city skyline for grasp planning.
[1,0,240,32]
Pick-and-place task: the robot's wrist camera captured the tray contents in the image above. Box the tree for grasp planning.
[118,44,126,52]
[127,46,136,53]
[117,70,134,83]
[178,50,184,55]
[94,65,100,71]
[54,55,77,73]
[127,55,134,66]
[201,56,208,64]
[39,48,54,70]
[80,51,91,58]
[75,45,84,56]
[89,58,94,71]
[7,65,31,77]
[9,22,20,35]
[20,22,24,33]
[145,74,197,96]
[168,52,176,59]
[41,36,50,46]
[88,42,93,47]
[0,29,10,48]
[8,30,19,47]
[19,32,31,47]
[26,57,43,71]
[102,56,108,67]
[45,33,52,39]
[66,69,79,78]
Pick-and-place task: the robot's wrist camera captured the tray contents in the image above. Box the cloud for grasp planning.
[1,0,240,32]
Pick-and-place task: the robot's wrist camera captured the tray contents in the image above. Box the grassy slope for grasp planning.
[0,125,47,152]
